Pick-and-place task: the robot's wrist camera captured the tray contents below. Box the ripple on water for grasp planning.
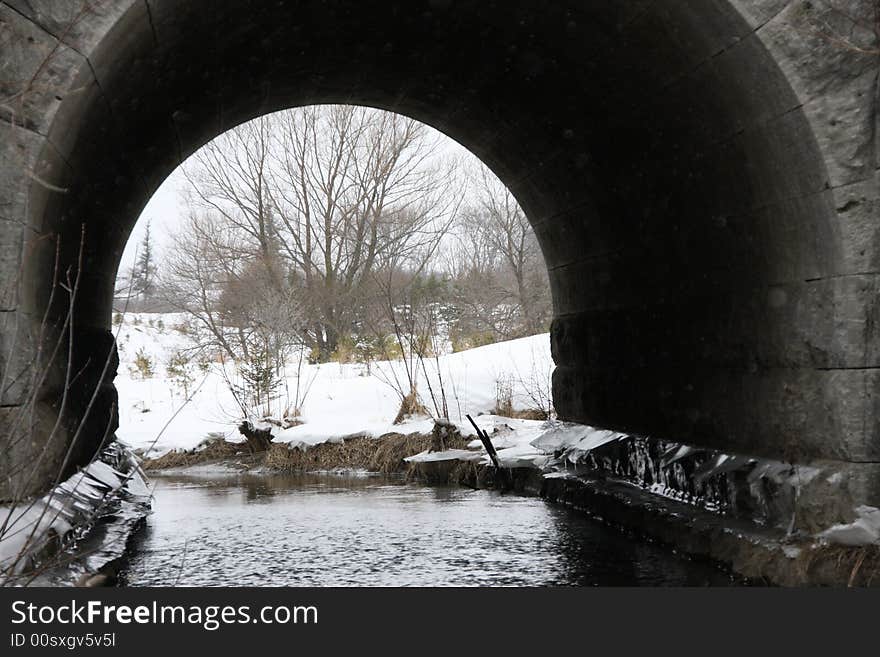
[123,472,740,587]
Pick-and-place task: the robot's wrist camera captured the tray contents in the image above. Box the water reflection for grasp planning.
[122,472,738,587]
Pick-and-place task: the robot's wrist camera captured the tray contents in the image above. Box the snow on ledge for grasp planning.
[405,449,483,463]
[818,506,880,547]
[0,443,152,581]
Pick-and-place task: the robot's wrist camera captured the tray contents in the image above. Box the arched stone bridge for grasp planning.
[1,1,878,512]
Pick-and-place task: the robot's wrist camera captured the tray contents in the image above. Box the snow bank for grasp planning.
[114,313,553,455]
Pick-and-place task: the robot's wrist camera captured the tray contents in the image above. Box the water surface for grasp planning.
[124,472,738,586]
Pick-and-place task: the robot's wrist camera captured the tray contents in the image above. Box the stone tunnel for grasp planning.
[0,0,878,514]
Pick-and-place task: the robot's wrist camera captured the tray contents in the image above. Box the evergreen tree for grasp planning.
[131,221,157,297]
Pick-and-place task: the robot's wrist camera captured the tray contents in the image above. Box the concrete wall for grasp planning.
[0,0,877,502]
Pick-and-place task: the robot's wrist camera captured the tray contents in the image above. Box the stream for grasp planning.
[123,471,740,586]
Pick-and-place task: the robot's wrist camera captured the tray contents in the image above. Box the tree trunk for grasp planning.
[238,420,273,452]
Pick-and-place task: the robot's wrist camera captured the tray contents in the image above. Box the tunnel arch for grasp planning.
[2,0,878,499]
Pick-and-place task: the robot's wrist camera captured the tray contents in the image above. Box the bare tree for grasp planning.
[162,212,252,362]
[162,211,310,417]
[449,165,551,342]
[364,266,453,422]
[181,106,459,361]
[184,116,283,290]
[270,105,459,359]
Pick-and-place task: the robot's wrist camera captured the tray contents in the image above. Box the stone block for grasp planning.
[0,4,85,133]
[833,171,880,275]
[0,401,67,501]
[758,0,878,187]
[4,0,138,56]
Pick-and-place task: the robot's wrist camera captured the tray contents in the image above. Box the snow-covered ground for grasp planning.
[114,312,554,457]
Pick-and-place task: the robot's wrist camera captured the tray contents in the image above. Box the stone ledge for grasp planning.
[541,473,879,586]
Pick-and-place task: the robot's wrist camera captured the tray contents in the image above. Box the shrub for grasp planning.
[412,334,434,358]
[380,335,403,361]
[166,350,196,397]
[394,388,430,424]
[132,348,154,379]
[451,330,496,353]
[354,336,384,374]
[494,376,514,417]
[330,335,355,364]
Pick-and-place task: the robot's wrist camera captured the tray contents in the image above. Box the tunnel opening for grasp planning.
[3,0,873,507]
[110,102,554,456]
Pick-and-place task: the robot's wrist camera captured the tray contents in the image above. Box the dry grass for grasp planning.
[140,423,473,476]
[140,436,247,471]
[264,430,470,475]
[393,390,430,424]
[732,540,880,587]
[492,384,549,420]
[795,544,880,587]
[507,408,551,421]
